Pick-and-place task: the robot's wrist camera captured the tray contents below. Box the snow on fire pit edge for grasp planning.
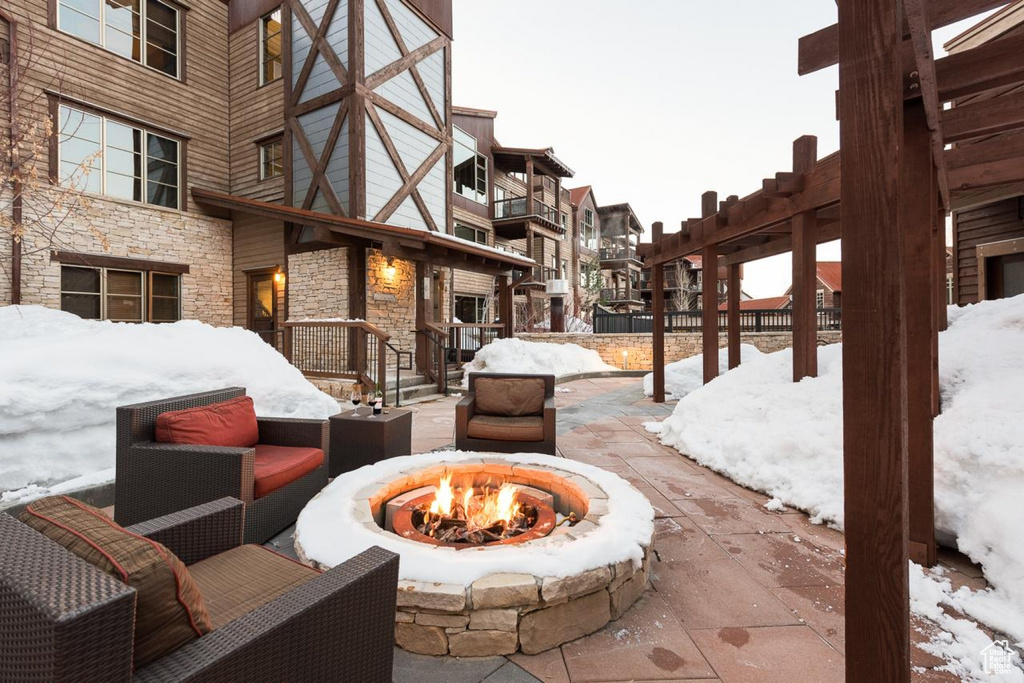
[293,451,655,587]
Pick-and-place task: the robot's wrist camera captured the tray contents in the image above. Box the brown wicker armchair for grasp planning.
[456,373,557,455]
[115,388,329,544]
[0,497,398,683]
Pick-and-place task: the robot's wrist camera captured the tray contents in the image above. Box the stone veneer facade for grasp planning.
[286,247,351,320]
[366,250,417,354]
[10,195,233,326]
[516,331,843,370]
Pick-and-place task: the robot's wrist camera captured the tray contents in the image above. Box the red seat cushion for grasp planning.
[155,396,259,448]
[253,445,324,499]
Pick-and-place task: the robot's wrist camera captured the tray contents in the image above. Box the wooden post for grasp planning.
[652,222,666,403]
[349,246,368,375]
[415,260,431,376]
[701,192,719,385]
[498,274,514,338]
[551,297,565,333]
[727,263,741,369]
[903,101,938,568]
[839,0,911,678]
[525,157,535,217]
[792,136,819,381]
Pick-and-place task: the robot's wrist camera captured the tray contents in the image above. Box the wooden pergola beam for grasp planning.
[905,0,951,209]
[791,136,819,382]
[941,90,1024,143]
[651,221,667,404]
[798,0,1009,75]
[932,31,1024,102]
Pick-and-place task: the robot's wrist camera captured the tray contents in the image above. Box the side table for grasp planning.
[328,408,413,478]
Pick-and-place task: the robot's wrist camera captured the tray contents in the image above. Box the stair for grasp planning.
[384,368,464,406]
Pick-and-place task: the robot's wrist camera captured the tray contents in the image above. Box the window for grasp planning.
[59,104,180,209]
[455,295,487,324]
[453,126,488,204]
[562,259,569,280]
[561,212,568,229]
[816,289,825,309]
[260,138,283,179]
[494,185,506,203]
[260,9,282,84]
[57,0,180,78]
[580,208,597,250]
[946,273,954,305]
[60,265,180,321]
[455,224,487,245]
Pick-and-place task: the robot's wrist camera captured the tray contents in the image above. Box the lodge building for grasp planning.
[1,0,648,386]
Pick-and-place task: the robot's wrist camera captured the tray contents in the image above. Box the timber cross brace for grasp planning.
[639,1,1024,680]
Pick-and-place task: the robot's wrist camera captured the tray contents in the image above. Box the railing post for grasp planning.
[755,311,763,333]
[377,334,387,406]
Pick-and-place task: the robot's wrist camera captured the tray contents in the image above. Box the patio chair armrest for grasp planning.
[257,417,329,449]
[456,394,475,422]
[543,396,557,441]
[133,547,400,683]
[125,498,244,565]
[115,443,255,527]
[0,513,136,682]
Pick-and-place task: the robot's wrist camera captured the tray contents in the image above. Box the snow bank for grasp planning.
[460,337,616,387]
[0,306,340,499]
[642,344,764,400]
[656,294,1024,646]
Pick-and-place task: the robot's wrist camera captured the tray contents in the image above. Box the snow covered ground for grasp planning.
[653,295,1024,673]
[460,337,616,387]
[0,306,340,503]
[642,344,763,400]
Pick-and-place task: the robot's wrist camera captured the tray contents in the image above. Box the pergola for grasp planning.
[641,1,1024,679]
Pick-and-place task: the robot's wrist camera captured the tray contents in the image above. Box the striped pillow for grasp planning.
[20,496,212,669]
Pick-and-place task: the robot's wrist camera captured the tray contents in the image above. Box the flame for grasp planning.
[427,472,521,533]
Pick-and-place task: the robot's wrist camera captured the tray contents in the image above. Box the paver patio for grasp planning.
[266,377,977,682]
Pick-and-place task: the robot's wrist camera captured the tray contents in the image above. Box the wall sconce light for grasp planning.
[274,267,285,285]
[383,256,397,281]
[622,350,629,370]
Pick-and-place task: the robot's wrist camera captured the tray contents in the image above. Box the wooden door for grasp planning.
[986,253,1024,300]
[247,271,277,341]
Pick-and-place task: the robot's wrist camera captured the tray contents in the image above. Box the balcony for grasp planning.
[600,287,643,304]
[599,245,641,266]
[516,266,559,290]
[493,197,564,239]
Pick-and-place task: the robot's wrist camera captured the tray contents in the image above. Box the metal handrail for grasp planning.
[417,324,451,396]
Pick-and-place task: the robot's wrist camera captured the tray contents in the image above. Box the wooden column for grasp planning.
[903,102,938,568]
[348,246,368,374]
[839,0,911,678]
[415,260,432,376]
[498,274,514,338]
[652,222,666,403]
[347,0,366,220]
[701,192,719,385]
[727,264,741,369]
[525,157,535,216]
[791,136,819,381]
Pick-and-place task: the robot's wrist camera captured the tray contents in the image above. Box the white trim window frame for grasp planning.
[58,104,182,210]
[259,8,283,85]
[816,288,826,309]
[56,0,181,79]
[259,137,283,180]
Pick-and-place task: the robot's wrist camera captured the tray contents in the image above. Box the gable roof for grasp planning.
[718,296,791,311]
[816,262,842,292]
[569,186,593,208]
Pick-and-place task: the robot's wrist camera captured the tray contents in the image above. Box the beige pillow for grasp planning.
[475,377,546,416]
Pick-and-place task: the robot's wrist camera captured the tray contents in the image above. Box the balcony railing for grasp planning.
[599,246,639,262]
[600,287,643,302]
[592,307,843,333]
[494,197,560,226]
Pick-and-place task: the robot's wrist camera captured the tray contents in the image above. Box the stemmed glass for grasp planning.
[350,387,362,416]
[366,392,377,419]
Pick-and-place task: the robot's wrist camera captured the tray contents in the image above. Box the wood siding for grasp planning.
[953,196,1024,303]
[229,11,286,203]
[7,0,230,215]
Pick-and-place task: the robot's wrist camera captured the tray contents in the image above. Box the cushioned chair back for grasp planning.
[467,374,555,417]
[117,388,247,451]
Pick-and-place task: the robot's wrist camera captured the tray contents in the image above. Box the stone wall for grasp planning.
[516,331,843,370]
[13,194,232,325]
[287,247,350,319]
[367,249,417,353]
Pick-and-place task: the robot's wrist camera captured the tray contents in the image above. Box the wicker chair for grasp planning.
[115,388,329,544]
[0,498,398,682]
[455,373,557,455]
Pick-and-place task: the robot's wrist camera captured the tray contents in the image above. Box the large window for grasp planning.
[60,265,180,322]
[455,295,488,324]
[59,104,181,209]
[260,9,282,84]
[816,289,825,309]
[57,0,180,78]
[580,208,597,250]
[260,138,283,179]
[454,126,488,205]
[455,224,487,245]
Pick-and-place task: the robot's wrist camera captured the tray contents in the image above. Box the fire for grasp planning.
[423,472,522,538]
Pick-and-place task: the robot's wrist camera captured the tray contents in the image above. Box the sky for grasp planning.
[449,1,983,298]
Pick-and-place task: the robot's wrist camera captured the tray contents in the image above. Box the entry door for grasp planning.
[986,253,1024,300]
[248,272,277,339]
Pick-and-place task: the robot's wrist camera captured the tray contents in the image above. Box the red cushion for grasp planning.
[253,445,324,499]
[155,396,259,448]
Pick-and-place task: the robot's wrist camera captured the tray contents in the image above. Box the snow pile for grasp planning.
[0,306,340,500]
[294,451,655,586]
[656,294,1024,646]
[460,337,616,387]
[642,344,764,400]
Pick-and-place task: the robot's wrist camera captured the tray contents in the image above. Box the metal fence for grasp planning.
[593,306,842,334]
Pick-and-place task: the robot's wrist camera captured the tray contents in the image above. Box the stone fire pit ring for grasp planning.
[293,451,656,657]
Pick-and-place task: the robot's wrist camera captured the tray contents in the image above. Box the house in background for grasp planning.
[597,203,645,312]
[945,4,1024,305]
[719,296,791,311]
[785,261,842,309]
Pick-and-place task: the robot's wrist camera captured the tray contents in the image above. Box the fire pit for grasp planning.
[294,452,655,657]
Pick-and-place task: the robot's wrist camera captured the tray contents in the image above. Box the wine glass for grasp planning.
[350,387,362,416]
[365,392,376,419]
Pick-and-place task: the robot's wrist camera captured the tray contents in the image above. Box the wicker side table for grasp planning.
[328,409,413,478]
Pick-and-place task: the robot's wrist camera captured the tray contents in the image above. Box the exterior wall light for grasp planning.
[274,267,285,285]
[384,256,397,281]
[622,350,629,370]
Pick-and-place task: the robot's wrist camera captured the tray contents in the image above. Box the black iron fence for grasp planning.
[593,306,842,334]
